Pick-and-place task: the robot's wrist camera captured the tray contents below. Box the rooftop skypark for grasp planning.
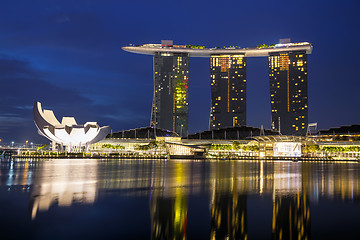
[122,41,313,57]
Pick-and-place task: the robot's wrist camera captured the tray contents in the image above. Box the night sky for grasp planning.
[0,0,359,144]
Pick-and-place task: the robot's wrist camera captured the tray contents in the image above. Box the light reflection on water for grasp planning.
[0,159,360,239]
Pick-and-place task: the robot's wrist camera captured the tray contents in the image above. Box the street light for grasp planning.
[11,141,14,147]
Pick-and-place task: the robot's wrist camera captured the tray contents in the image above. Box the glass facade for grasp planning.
[151,52,189,136]
[210,55,247,130]
[269,51,308,135]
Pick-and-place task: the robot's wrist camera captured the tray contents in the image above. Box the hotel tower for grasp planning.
[151,49,189,136]
[209,55,247,130]
[122,39,312,136]
[269,50,308,135]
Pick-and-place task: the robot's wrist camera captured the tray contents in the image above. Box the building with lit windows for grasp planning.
[210,55,246,130]
[151,50,189,136]
[269,50,308,135]
[122,40,312,135]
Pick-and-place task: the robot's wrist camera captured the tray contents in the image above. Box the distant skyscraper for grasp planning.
[268,51,308,135]
[150,52,189,136]
[210,55,247,130]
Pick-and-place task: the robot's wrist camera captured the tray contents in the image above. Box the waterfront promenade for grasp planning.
[4,137,360,162]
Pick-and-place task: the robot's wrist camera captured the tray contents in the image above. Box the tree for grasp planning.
[305,144,320,153]
[232,141,241,150]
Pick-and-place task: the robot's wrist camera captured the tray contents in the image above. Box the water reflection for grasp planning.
[210,193,247,239]
[27,159,98,219]
[150,162,188,239]
[210,162,247,240]
[0,159,359,239]
[1,160,35,190]
[272,193,310,240]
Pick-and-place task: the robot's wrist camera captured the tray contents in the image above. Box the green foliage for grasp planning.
[232,141,242,150]
[257,43,269,49]
[137,144,149,151]
[135,140,161,151]
[186,44,205,49]
[242,145,259,152]
[322,146,360,152]
[303,144,320,153]
[22,151,40,156]
[210,144,233,150]
[148,140,158,148]
[210,143,259,152]
[101,144,125,150]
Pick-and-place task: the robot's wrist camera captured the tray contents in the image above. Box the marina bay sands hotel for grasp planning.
[122,39,313,136]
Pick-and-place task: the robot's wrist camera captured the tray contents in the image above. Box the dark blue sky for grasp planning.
[0,0,359,144]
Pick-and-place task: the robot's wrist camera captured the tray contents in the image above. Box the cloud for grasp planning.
[0,114,27,127]
[103,112,148,122]
[15,105,33,110]
[0,55,92,141]
[0,54,152,142]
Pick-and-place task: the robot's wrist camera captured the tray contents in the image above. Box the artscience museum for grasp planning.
[33,102,110,152]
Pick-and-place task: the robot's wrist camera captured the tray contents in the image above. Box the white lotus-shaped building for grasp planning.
[33,102,110,151]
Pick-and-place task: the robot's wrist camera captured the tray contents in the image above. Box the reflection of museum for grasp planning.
[29,160,98,219]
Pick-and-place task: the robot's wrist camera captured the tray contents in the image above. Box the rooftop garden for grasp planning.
[185,44,205,49]
[256,43,276,49]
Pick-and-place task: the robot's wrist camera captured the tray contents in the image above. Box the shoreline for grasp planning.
[8,155,360,162]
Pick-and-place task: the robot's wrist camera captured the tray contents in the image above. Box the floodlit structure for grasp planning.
[254,135,306,158]
[33,102,110,151]
[123,39,313,135]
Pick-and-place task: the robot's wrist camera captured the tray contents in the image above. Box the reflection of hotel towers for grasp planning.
[271,164,310,240]
[150,163,188,239]
[210,55,246,129]
[210,162,247,240]
[150,52,189,136]
[211,193,247,240]
[29,160,97,220]
[271,194,310,240]
[209,161,312,240]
